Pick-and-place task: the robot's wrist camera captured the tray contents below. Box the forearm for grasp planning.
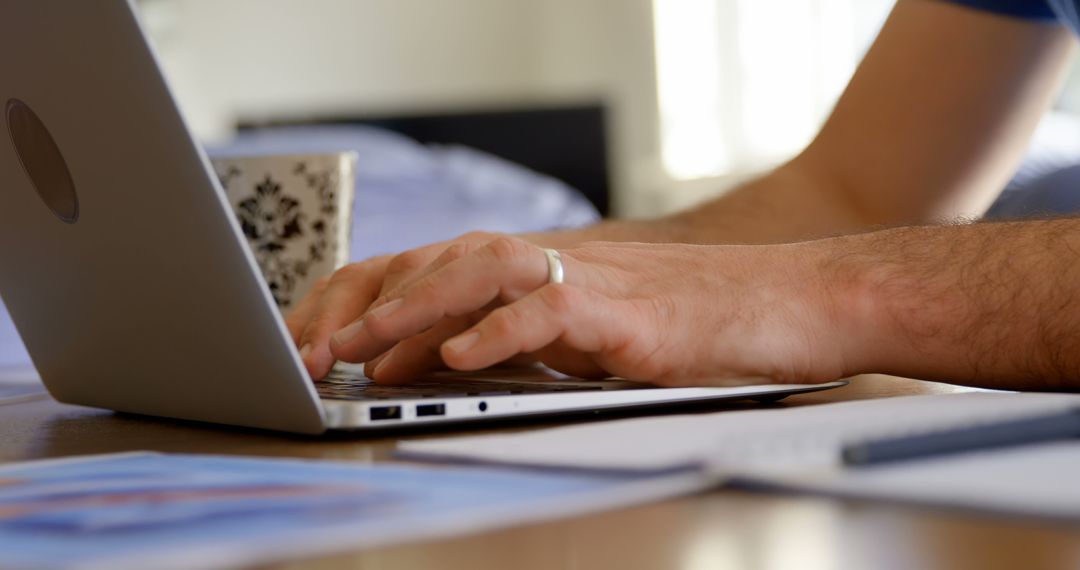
[530,160,874,248]
[531,1,1073,250]
[823,219,1080,390]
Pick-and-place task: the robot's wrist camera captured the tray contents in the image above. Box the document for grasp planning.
[398,392,1080,519]
[0,453,709,570]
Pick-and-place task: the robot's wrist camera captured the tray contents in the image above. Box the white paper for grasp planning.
[399,391,1080,519]
[749,441,1080,520]
[398,392,1080,474]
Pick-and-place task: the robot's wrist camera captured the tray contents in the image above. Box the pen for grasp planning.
[842,407,1080,467]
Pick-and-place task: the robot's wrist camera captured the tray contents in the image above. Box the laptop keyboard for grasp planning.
[315,372,609,401]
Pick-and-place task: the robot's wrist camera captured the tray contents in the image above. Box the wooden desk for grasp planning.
[3,375,1080,569]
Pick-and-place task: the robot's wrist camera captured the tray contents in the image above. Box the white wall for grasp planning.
[139,0,663,216]
[143,0,540,130]
[526,0,663,216]
[139,1,915,219]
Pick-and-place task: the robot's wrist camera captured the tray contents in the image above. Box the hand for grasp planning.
[285,231,507,379]
[329,236,853,386]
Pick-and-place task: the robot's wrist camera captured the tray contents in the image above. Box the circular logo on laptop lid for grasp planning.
[6,98,79,224]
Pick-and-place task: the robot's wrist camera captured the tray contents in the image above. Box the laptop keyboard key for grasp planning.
[314,375,608,401]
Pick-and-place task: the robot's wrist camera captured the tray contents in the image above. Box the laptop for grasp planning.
[0,0,845,434]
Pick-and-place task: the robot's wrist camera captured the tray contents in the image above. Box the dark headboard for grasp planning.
[239,104,611,216]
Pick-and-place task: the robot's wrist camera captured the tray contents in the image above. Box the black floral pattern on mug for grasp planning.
[216,160,342,309]
[237,176,304,251]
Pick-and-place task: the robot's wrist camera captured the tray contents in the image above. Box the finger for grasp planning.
[357,237,558,351]
[363,351,390,379]
[440,283,645,375]
[375,244,444,301]
[526,345,609,378]
[379,240,486,302]
[298,256,391,378]
[362,309,490,380]
[361,239,485,325]
[325,245,455,371]
[376,231,498,298]
[339,239,489,366]
[363,312,528,380]
[284,276,331,344]
[367,315,476,384]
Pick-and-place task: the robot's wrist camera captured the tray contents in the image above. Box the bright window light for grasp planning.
[653,0,728,180]
[737,0,820,158]
[653,0,892,181]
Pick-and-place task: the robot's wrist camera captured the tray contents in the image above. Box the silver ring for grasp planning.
[542,248,564,284]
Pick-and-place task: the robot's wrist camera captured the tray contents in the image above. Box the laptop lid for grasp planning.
[0,0,326,433]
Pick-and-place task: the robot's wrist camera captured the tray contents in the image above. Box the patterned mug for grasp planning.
[211,152,357,311]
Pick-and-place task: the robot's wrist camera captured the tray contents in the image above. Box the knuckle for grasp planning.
[300,313,336,342]
[362,316,396,341]
[486,307,520,336]
[329,262,368,285]
[461,230,499,243]
[387,249,428,274]
[485,236,530,264]
[441,242,472,262]
[413,274,445,305]
[284,312,306,332]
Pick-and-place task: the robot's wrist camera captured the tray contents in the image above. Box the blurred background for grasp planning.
[7,0,1080,370]
[137,0,903,218]
[135,0,1080,217]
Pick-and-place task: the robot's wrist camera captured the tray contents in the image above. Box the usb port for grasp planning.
[415,403,446,417]
[369,406,402,421]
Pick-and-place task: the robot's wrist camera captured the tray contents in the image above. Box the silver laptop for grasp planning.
[0,0,844,433]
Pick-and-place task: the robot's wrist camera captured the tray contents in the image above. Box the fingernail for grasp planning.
[372,350,395,377]
[299,343,312,360]
[444,331,480,354]
[331,319,366,347]
[367,352,389,371]
[367,298,403,320]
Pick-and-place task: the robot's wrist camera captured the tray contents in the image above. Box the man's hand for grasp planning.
[286,231,506,379]
[289,219,1080,392]
[325,236,849,386]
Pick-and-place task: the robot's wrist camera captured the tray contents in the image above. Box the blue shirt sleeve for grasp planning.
[943,0,1058,19]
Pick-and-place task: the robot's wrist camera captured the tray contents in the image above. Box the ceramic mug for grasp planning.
[212,152,357,310]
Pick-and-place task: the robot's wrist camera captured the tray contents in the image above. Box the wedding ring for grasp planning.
[542,248,564,284]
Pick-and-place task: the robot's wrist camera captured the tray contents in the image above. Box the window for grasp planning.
[653,0,893,180]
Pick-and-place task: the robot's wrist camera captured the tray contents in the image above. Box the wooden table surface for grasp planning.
[3,374,1080,570]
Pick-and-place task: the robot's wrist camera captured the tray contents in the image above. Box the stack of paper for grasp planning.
[398,392,1080,519]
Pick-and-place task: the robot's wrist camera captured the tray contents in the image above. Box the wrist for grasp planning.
[809,227,977,382]
[804,233,904,378]
[710,240,874,382]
